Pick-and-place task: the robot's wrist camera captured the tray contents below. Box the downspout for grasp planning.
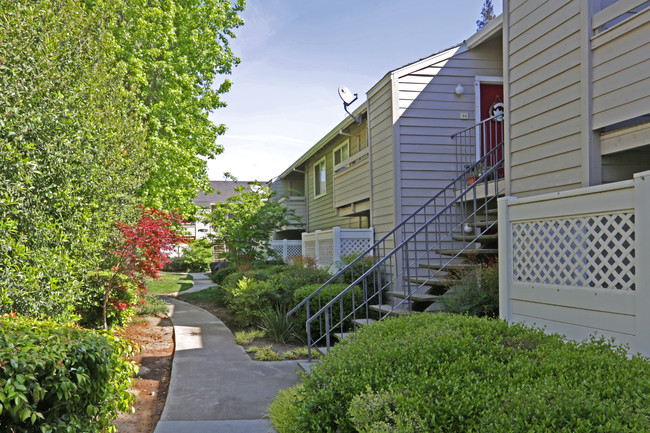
[366,101,374,229]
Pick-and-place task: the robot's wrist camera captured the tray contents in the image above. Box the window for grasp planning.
[313,157,326,198]
[333,140,350,168]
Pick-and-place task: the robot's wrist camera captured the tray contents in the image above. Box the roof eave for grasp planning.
[465,14,503,50]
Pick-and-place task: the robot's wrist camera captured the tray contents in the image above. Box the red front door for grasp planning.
[479,83,504,174]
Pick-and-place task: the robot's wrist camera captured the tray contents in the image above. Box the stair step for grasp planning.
[437,248,499,257]
[297,360,321,373]
[468,219,498,228]
[316,346,329,356]
[369,304,412,316]
[452,233,499,243]
[425,302,446,313]
[387,290,440,303]
[406,277,458,288]
[419,262,474,272]
[353,318,377,327]
[332,332,353,341]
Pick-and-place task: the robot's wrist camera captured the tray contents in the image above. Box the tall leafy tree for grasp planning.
[476,0,496,30]
[105,0,246,215]
[0,1,148,319]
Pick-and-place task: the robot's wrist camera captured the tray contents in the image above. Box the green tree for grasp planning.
[476,0,496,30]
[104,0,246,215]
[206,184,294,269]
[0,1,148,319]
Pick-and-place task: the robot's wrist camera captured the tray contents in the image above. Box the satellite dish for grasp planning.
[338,85,358,106]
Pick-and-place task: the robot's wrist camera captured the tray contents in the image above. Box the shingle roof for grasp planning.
[193,181,255,207]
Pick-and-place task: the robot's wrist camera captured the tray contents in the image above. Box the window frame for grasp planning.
[333,139,350,170]
[313,156,327,199]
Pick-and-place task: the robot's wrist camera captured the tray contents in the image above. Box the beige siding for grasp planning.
[368,80,395,240]
[506,0,583,197]
[592,9,650,129]
[305,119,369,232]
[396,38,503,221]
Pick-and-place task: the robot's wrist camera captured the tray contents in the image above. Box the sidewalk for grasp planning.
[154,274,301,433]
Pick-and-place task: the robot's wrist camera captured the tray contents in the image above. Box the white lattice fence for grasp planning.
[499,173,650,356]
[302,227,374,269]
[269,240,302,262]
[512,213,635,291]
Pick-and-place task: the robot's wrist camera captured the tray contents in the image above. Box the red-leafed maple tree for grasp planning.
[102,207,187,329]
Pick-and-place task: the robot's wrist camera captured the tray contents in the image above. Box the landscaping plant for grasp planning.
[441,260,499,317]
[0,315,137,432]
[271,314,650,432]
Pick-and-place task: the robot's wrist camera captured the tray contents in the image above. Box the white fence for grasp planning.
[302,227,374,270]
[269,239,302,262]
[498,170,650,356]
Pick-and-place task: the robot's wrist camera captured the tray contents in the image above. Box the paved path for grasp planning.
[154,276,301,433]
[180,272,215,294]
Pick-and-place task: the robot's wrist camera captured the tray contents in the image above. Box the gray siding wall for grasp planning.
[505,0,584,197]
[368,79,396,241]
[396,39,503,222]
[305,120,369,232]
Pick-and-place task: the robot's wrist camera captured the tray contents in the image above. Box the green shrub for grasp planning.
[441,262,499,317]
[163,239,214,272]
[234,329,266,345]
[273,314,650,432]
[210,264,238,284]
[269,385,304,433]
[292,283,362,341]
[77,272,140,329]
[0,315,138,432]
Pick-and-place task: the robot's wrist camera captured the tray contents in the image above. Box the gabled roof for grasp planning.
[193,181,254,207]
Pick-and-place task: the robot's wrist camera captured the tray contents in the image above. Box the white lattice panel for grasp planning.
[318,239,334,266]
[304,241,316,260]
[341,239,372,257]
[287,245,302,257]
[512,213,635,291]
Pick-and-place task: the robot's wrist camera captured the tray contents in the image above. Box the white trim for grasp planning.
[474,76,504,161]
[333,139,350,170]
[312,156,327,199]
[466,14,503,49]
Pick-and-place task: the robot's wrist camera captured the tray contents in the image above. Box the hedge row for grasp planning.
[271,314,650,432]
[0,315,137,432]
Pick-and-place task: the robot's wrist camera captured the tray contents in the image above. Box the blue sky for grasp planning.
[207,0,503,182]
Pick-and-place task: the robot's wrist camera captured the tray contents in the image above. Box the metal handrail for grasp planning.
[287,114,503,320]
[306,145,503,334]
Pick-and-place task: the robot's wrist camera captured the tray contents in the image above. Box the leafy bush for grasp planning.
[77,272,140,329]
[292,283,362,341]
[234,329,266,345]
[268,385,304,433]
[0,315,137,432]
[272,314,650,432]
[441,262,499,317]
[210,264,238,285]
[163,239,214,272]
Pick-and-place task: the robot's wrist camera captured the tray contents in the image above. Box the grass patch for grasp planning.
[146,272,194,295]
[235,329,267,345]
[136,295,168,316]
[178,285,220,302]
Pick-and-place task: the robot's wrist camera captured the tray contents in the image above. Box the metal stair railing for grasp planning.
[288,115,504,361]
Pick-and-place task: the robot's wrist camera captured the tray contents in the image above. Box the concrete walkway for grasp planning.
[154,275,301,433]
[181,272,216,294]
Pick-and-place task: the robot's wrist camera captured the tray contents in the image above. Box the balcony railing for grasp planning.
[278,196,306,230]
[333,148,371,209]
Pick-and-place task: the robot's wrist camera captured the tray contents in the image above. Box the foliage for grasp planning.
[0,315,138,432]
[164,239,214,272]
[178,286,223,304]
[102,207,186,328]
[0,0,148,320]
[245,345,283,361]
[476,0,496,30]
[87,0,246,215]
[292,283,362,341]
[268,385,304,433]
[282,347,321,360]
[441,262,499,317]
[272,314,650,433]
[77,272,139,329]
[210,264,238,285]
[259,305,295,343]
[206,183,295,269]
[145,272,194,295]
[234,329,266,345]
[136,295,168,317]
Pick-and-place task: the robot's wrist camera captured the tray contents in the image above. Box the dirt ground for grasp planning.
[114,315,174,433]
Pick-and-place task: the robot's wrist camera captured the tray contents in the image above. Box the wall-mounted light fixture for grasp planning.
[454,84,465,96]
